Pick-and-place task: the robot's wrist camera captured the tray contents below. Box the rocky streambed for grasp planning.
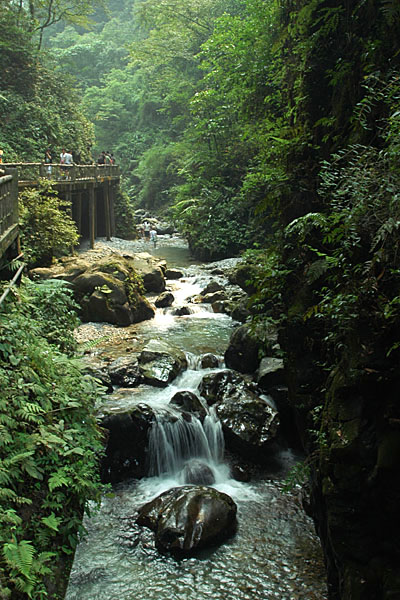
[62,235,328,600]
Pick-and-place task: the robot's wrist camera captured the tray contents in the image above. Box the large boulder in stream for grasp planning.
[136,485,237,553]
[198,370,280,461]
[30,253,156,326]
[123,252,166,293]
[138,340,187,387]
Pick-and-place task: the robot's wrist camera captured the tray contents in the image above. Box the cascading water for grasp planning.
[147,408,224,478]
[66,235,328,600]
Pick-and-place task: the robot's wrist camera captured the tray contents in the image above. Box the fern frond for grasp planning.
[3,540,35,579]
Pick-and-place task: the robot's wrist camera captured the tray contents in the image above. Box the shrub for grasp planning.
[19,181,79,268]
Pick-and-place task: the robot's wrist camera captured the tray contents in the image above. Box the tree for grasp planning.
[9,0,102,49]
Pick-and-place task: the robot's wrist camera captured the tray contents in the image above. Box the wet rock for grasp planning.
[202,291,227,303]
[199,370,280,461]
[30,254,156,326]
[142,268,166,293]
[256,357,286,390]
[136,485,237,553]
[224,324,263,374]
[182,460,215,485]
[165,268,184,279]
[231,464,250,482]
[211,300,229,313]
[155,291,174,308]
[169,391,207,419]
[200,281,224,295]
[200,353,219,368]
[100,403,156,483]
[139,340,187,387]
[230,299,251,323]
[107,356,142,388]
[172,306,192,316]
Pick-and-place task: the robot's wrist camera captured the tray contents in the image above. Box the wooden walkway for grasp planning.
[0,163,121,260]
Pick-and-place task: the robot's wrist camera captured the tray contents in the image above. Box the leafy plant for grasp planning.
[0,278,104,599]
[19,180,79,268]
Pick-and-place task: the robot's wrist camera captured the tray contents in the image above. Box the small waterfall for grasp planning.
[147,407,225,482]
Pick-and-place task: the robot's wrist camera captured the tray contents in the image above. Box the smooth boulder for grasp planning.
[136,486,237,553]
[182,460,215,485]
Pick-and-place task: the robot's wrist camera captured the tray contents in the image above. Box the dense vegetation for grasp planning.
[0,279,103,599]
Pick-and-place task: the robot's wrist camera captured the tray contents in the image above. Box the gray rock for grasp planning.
[182,460,215,485]
[172,306,192,316]
[107,356,142,387]
[165,268,184,279]
[155,291,174,308]
[200,281,224,295]
[139,340,187,387]
[202,291,227,303]
[256,357,285,390]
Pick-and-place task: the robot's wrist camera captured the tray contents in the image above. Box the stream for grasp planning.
[65,235,328,600]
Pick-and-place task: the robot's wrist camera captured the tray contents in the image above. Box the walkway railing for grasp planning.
[2,163,120,183]
[0,168,19,257]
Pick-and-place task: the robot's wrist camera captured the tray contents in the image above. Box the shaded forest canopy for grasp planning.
[1,0,400,598]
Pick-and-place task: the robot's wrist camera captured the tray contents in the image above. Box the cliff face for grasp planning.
[280,309,400,599]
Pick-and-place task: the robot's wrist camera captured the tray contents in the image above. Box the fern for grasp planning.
[3,540,35,579]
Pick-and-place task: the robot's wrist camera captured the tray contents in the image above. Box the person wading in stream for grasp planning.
[143,221,150,241]
[150,228,157,248]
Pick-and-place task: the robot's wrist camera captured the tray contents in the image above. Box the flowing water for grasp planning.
[66,236,328,600]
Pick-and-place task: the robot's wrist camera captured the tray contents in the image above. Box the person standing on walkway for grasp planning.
[64,149,73,179]
[60,148,67,178]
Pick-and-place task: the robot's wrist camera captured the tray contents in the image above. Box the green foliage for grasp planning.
[0,278,103,599]
[280,73,400,364]
[114,188,137,239]
[0,4,95,163]
[19,181,79,268]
